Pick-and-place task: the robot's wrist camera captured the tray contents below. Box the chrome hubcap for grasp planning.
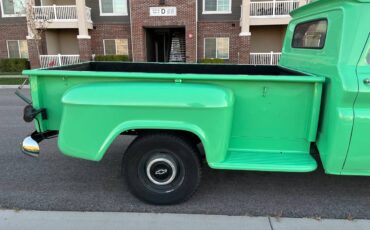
[146,156,177,185]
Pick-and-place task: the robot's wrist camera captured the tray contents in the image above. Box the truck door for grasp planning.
[343,36,370,174]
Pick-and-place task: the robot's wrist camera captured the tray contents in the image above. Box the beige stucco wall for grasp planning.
[45,30,59,54]
[250,25,287,52]
[41,0,75,5]
[45,29,79,54]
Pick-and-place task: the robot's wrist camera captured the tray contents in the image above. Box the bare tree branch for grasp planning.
[22,0,51,57]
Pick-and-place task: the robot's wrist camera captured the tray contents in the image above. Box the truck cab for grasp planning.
[280,0,370,175]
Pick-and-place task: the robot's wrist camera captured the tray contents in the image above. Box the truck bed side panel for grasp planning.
[58,82,234,162]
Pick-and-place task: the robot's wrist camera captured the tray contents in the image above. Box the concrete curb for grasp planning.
[0,85,29,89]
[0,210,369,230]
[0,75,26,78]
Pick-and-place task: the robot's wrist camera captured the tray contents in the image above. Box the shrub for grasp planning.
[0,58,30,73]
[94,55,129,62]
[199,58,225,64]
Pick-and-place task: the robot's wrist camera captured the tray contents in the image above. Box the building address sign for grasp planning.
[150,7,177,16]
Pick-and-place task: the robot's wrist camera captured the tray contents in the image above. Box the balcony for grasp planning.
[250,0,301,25]
[250,52,282,65]
[40,54,81,68]
[32,5,92,29]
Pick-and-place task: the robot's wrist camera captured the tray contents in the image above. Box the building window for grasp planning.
[99,0,128,16]
[204,37,229,59]
[7,40,28,58]
[203,0,231,14]
[1,0,26,17]
[103,39,129,55]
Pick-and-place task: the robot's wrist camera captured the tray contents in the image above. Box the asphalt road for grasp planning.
[1,89,370,219]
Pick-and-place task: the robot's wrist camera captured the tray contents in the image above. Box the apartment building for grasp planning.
[0,0,309,69]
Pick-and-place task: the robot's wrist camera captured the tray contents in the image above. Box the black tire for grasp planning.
[122,133,202,205]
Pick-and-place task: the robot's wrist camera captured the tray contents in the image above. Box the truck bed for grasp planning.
[49,62,307,76]
[24,62,324,172]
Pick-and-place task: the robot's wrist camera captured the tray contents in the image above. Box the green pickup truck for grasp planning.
[19,0,370,204]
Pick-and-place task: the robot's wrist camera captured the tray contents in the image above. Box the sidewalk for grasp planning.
[0,85,29,89]
[0,210,369,230]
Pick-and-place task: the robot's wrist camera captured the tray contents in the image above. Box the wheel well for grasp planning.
[124,129,205,158]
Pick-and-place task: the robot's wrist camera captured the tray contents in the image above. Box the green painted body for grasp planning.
[23,0,370,175]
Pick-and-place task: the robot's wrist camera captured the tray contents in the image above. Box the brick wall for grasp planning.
[0,5,251,67]
[0,24,28,59]
[238,35,251,64]
[78,38,92,62]
[197,22,250,64]
[130,0,197,63]
[27,38,41,69]
[90,24,132,59]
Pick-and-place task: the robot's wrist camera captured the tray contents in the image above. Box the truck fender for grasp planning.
[99,120,208,161]
[58,82,234,163]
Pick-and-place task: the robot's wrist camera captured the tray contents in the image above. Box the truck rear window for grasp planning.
[367,50,370,64]
[292,19,328,49]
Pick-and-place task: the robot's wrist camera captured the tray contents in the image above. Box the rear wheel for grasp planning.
[122,133,202,205]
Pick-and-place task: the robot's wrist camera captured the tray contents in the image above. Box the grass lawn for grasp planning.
[0,72,23,75]
[0,78,27,85]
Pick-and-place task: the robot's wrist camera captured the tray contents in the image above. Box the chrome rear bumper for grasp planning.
[21,131,58,158]
[22,136,40,157]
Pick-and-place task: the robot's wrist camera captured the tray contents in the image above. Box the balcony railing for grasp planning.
[86,7,92,22]
[250,52,282,65]
[32,5,92,22]
[40,54,80,68]
[250,0,300,17]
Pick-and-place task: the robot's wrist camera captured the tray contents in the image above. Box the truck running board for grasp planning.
[209,151,317,173]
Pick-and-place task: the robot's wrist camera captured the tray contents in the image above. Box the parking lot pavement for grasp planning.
[1,210,370,230]
[1,89,370,219]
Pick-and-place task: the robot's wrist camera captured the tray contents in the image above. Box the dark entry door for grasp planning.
[146,28,185,63]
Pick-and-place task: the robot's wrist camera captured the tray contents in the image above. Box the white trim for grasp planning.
[77,35,91,39]
[100,12,128,16]
[6,40,11,58]
[202,0,232,15]
[129,0,134,61]
[250,15,291,18]
[239,32,251,36]
[99,0,128,16]
[103,39,107,55]
[195,0,198,63]
[202,11,231,14]
[203,37,230,59]
[0,0,26,17]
